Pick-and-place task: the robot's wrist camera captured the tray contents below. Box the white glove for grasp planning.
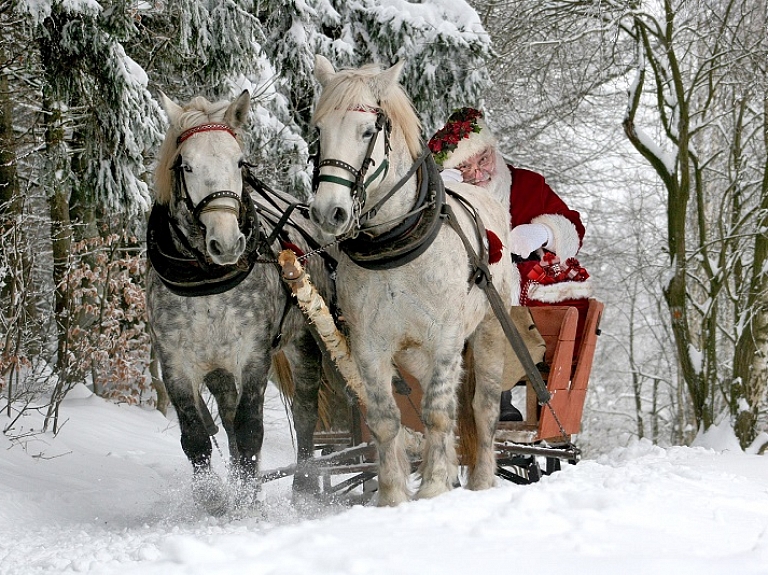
[509,223,553,258]
[440,168,463,183]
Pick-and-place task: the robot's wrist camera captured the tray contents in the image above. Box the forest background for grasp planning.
[0,0,766,455]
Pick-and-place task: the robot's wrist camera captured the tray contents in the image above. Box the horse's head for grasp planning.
[309,55,422,237]
[155,91,250,266]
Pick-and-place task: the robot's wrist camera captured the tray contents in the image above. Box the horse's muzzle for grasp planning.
[309,200,351,236]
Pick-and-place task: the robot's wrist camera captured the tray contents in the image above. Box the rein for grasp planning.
[441,188,573,443]
[241,166,340,270]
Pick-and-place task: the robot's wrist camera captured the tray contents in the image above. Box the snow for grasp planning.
[2,384,768,575]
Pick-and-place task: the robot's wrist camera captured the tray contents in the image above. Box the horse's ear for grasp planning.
[225,90,251,129]
[371,60,406,101]
[159,91,183,124]
[314,54,336,86]
[379,60,405,87]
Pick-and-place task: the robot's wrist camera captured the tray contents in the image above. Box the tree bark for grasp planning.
[732,93,768,448]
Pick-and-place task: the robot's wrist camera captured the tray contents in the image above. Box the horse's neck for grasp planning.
[364,146,418,235]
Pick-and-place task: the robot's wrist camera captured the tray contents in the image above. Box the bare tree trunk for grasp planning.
[40,84,74,433]
[732,93,768,448]
[628,293,645,439]
[0,44,17,215]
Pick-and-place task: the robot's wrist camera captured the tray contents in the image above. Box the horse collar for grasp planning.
[147,189,264,297]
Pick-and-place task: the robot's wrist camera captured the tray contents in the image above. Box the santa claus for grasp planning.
[429,108,593,421]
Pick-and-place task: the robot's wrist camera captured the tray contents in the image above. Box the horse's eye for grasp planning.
[362,126,377,139]
[180,162,192,173]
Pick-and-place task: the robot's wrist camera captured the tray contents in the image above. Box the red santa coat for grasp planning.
[507,165,592,346]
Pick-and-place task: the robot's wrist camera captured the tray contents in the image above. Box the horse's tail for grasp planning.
[456,344,479,472]
[271,350,295,400]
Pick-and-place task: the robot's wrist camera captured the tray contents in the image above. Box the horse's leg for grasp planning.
[282,330,326,498]
[204,368,239,461]
[358,357,410,506]
[163,366,228,515]
[230,353,271,509]
[465,318,506,490]
[416,348,463,500]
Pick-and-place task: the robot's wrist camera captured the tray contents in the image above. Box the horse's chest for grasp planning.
[149,288,272,365]
[337,258,473,331]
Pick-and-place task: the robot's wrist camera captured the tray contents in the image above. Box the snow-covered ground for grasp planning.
[1,383,767,575]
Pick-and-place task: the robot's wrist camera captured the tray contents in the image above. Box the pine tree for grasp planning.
[15,0,165,427]
[254,0,493,196]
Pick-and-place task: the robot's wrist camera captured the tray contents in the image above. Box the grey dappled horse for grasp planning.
[309,56,519,506]
[146,91,334,515]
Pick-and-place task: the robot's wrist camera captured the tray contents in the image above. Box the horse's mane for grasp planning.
[154,96,243,205]
[312,64,423,160]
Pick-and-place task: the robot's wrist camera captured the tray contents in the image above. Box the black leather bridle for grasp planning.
[171,123,245,233]
[311,107,392,235]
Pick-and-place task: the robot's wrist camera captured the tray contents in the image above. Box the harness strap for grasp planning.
[261,202,300,251]
[241,167,339,274]
[271,284,295,349]
[193,190,242,219]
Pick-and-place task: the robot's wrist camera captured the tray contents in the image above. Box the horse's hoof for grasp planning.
[231,490,264,519]
[292,465,321,497]
[192,472,229,516]
[376,488,410,507]
[415,480,452,500]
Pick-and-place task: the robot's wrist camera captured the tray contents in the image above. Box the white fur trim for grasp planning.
[440,168,463,182]
[530,213,581,260]
[527,277,593,303]
[441,118,497,169]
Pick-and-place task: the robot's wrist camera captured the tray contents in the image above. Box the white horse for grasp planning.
[147,91,334,514]
[309,55,519,505]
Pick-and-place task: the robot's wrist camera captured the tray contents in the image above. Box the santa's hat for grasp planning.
[428,108,497,169]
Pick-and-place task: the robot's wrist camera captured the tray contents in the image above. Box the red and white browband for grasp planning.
[349,105,379,114]
[177,123,238,145]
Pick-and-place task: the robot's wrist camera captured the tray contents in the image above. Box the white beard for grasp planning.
[484,150,511,214]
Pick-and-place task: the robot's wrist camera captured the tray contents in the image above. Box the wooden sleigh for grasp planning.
[308,298,604,495]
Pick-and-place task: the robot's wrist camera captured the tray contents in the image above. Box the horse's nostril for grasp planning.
[332,207,348,225]
[209,239,223,257]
